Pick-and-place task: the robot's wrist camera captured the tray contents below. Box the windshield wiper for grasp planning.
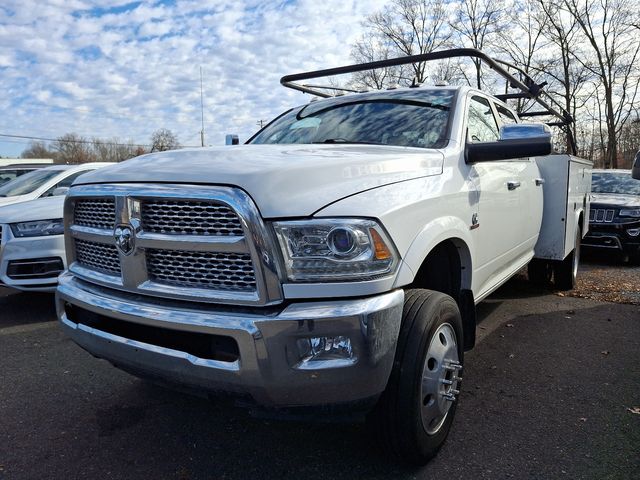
[312,138,387,145]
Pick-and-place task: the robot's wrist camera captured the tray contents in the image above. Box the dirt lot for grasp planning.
[568,251,640,305]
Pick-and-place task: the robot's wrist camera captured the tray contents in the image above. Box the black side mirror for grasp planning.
[466,123,552,163]
[632,152,640,180]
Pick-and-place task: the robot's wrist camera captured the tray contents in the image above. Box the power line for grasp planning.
[0,132,151,148]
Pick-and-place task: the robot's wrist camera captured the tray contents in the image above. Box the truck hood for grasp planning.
[591,193,640,208]
[0,195,64,224]
[74,145,444,217]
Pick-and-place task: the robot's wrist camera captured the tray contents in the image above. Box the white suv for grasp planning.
[0,163,113,292]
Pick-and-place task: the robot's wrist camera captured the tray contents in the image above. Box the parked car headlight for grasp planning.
[10,219,64,237]
[619,209,640,218]
[272,219,398,282]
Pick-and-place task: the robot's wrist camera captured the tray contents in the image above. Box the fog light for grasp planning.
[295,336,355,369]
[627,228,640,237]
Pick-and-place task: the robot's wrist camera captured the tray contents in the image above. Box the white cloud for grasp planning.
[0,0,388,155]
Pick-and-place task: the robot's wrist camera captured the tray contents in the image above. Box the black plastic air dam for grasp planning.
[6,257,64,280]
[64,303,240,362]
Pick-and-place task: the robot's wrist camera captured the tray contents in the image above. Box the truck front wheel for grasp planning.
[369,289,464,465]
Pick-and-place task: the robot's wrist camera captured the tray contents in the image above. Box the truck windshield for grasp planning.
[250,90,454,149]
[0,168,62,197]
[592,172,640,195]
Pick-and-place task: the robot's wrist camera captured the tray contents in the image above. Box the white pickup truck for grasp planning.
[56,50,591,464]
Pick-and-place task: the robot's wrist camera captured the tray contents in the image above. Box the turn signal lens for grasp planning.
[370,228,392,260]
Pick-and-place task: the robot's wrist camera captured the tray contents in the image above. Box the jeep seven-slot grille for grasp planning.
[146,249,256,291]
[74,239,121,276]
[74,199,116,229]
[590,208,616,223]
[141,200,244,236]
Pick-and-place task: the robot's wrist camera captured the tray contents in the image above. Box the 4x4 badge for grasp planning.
[114,225,135,255]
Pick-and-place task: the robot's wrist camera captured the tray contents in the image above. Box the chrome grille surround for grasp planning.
[64,184,283,306]
[74,198,116,229]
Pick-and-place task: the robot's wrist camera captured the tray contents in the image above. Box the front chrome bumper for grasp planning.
[56,273,404,407]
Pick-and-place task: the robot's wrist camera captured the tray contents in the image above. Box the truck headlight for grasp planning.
[619,209,640,218]
[10,219,64,237]
[272,219,398,282]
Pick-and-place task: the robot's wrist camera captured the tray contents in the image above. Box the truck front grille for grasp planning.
[74,198,116,229]
[146,249,256,291]
[141,200,244,236]
[66,184,282,306]
[74,239,121,276]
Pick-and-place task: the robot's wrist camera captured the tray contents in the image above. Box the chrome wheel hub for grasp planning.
[420,323,462,435]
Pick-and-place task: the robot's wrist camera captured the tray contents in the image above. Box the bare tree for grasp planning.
[52,133,96,164]
[20,141,56,159]
[526,0,593,152]
[563,0,640,168]
[450,0,505,88]
[617,115,640,168]
[353,0,451,86]
[92,137,139,163]
[350,35,402,89]
[150,128,180,152]
[494,0,549,114]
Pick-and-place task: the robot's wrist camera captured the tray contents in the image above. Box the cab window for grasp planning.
[495,104,518,125]
[467,96,499,143]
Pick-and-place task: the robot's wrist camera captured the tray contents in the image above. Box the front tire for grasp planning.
[369,289,464,465]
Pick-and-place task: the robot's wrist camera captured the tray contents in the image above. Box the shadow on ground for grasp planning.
[1,298,638,480]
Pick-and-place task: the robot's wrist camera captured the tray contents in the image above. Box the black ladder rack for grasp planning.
[280,48,576,154]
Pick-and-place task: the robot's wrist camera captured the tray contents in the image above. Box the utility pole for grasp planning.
[200,66,205,147]
[257,120,266,129]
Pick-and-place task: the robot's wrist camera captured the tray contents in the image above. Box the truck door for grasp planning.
[493,103,543,253]
[466,95,526,290]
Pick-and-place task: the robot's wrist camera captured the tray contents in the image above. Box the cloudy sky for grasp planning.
[0,0,387,157]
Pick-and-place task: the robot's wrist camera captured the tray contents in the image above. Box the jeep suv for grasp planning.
[583,169,640,262]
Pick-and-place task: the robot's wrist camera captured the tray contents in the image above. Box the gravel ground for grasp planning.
[567,250,640,305]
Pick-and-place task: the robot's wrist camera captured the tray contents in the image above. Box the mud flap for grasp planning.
[459,289,476,351]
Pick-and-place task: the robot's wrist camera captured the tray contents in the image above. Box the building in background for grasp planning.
[0,158,54,167]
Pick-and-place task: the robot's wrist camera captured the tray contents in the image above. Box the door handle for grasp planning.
[535,178,545,186]
[507,181,521,190]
